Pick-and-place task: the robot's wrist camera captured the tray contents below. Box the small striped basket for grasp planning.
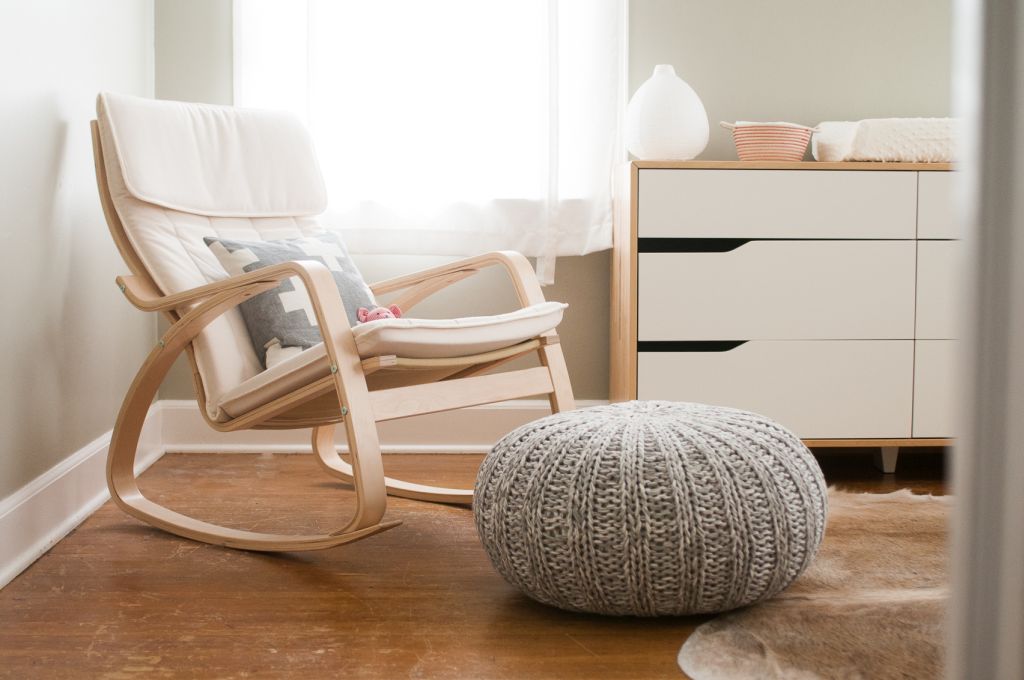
[721,121,817,161]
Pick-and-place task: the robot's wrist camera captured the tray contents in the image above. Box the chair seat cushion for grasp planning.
[215,301,567,420]
[350,301,567,360]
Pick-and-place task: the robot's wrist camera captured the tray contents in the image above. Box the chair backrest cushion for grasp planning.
[95,92,333,420]
[98,92,327,217]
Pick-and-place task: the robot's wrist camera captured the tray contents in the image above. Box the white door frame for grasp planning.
[949,0,1024,677]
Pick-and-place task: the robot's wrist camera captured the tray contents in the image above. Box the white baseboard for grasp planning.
[159,398,607,454]
[0,397,605,588]
[0,404,163,590]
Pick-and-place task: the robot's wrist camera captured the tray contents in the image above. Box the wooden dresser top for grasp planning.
[632,160,954,171]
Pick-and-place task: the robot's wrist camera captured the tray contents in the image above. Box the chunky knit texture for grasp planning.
[474,401,828,616]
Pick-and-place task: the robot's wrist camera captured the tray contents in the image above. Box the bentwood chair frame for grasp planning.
[91,121,575,552]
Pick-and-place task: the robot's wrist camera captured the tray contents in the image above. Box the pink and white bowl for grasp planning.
[721,121,817,161]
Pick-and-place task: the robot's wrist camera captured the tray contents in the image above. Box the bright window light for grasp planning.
[236,0,625,281]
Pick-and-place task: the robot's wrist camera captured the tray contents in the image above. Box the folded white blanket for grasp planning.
[812,118,961,163]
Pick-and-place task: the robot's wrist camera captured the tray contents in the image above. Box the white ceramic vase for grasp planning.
[625,64,709,160]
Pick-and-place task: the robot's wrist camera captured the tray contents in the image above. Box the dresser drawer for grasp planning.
[637,340,913,438]
[913,340,958,437]
[638,241,915,340]
[916,241,963,339]
[918,172,959,239]
[637,169,917,239]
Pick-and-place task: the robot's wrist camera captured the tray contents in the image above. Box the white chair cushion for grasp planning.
[216,302,566,419]
[98,93,330,420]
[351,301,566,359]
[98,92,327,217]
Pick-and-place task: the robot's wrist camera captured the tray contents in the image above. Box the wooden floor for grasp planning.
[0,449,946,679]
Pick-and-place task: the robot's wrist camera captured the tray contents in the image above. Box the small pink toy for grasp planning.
[357,305,402,323]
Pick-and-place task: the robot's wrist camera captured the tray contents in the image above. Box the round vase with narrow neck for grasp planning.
[625,64,709,160]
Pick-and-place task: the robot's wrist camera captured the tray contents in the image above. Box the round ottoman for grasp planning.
[473,401,827,616]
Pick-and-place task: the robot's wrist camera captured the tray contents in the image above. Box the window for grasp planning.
[235,0,626,282]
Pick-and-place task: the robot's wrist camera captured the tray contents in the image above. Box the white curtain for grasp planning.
[234,0,626,283]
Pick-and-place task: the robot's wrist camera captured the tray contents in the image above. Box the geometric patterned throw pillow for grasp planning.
[204,231,376,368]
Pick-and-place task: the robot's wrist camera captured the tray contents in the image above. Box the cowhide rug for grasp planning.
[678,489,949,680]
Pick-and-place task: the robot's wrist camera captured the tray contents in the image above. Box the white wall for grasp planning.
[631,0,952,159]
[155,0,232,105]
[0,1,155,499]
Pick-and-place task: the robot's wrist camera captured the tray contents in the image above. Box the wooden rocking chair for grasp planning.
[91,92,575,552]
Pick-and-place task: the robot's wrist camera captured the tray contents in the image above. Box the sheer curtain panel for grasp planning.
[234,0,627,283]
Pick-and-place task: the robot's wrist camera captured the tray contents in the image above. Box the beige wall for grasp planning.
[155,0,232,105]
[153,0,951,402]
[630,0,952,159]
[0,1,154,499]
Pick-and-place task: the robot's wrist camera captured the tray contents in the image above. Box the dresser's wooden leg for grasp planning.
[874,446,900,474]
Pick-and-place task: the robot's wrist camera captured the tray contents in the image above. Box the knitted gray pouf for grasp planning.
[473,400,828,616]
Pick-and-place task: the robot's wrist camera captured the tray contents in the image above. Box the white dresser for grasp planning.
[610,161,959,471]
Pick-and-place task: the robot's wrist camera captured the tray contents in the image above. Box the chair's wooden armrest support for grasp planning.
[147,260,349,343]
[125,261,364,420]
[370,251,547,311]
[117,262,323,313]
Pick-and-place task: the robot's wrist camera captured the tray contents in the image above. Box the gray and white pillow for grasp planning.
[204,231,375,368]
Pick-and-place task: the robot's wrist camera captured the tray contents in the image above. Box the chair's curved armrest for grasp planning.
[369,250,546,310]
[140,260,360,395]
[148,260,353,347]
[118,262,322,313]
[138,260,357,388]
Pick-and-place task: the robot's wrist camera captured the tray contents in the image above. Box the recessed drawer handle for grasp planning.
[638,238,752,253]
[638,341,748,352]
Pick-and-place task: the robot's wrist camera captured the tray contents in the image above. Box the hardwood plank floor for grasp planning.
[0,449,945,679]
